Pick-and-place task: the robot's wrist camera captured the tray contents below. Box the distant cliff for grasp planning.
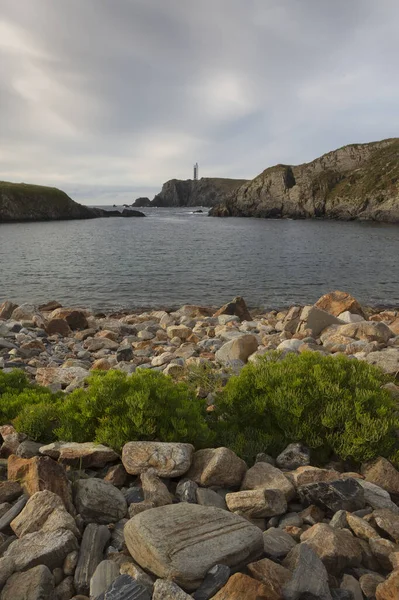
[0,181,145,223]
[210,138,399,223]
[151,177,248,208]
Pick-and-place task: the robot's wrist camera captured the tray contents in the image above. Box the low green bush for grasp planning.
[213,351,398,464]
[0,369,57,426]
[55,369,214,451]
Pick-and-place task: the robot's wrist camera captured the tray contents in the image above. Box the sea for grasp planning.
[1,206,399,312]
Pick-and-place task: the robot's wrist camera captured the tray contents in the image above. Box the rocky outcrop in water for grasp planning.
[210,138,399,223]
[0,181,145,223]
[151,178,248,208]
[132,197,151,208]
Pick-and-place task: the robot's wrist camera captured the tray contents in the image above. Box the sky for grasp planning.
[0,0,398,204]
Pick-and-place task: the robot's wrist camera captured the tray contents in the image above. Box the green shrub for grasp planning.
[13,402,61,443]
[213,351,397,464]
[0,369,58,424]
[55,369,214,451]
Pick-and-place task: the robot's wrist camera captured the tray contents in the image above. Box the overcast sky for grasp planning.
[0,0,398,203]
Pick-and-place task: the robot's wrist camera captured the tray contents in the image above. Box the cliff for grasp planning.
[210,138,399,223]
[151,177,248,208]
[0,182,145,223]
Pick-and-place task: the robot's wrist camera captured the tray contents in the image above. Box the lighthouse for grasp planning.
[193,162,199,180]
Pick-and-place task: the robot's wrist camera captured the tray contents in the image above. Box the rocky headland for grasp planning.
[0,181,145,223]
[133,178,248,208]
[1,292,399,598]
[210,138,399,223]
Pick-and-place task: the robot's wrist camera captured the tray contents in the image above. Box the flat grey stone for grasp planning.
[5,528,78,572]
[90,560,120,599]
[124,503,263,590]
[263,527,297,559]
[282,543,332,600]
[192,564,230,600]
[74,523,111,596]
[74,479,127,524]
[100,574,151,599]
[196,488,227,509]
[0,564,54,600]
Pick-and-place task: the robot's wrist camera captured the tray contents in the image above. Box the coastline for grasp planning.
[0,292,398,391]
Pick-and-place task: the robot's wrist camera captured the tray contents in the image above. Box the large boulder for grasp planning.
[5,528,78,571]
[300,523,362,574]
[122,441,194,478]
[49,308,89,330]
[8,455,74,513]
[10,490,79,538]
[361,457,399,497]
[74,478,127,523]
[213,297,252,322]
[215,334,258,365]
[315,291,365,317]
[241,462,295,500]
[282,543,332,600]
[186,447,247,488]
[0,301,18,320]
[0,564,54,600]
[336,321,393,344]
[364,349,399,375]
[225,488,287,518]
[298,478,365,512]
[39,441,119,469]
[35,366,89,388]
[298,306,344,337]
[124,503,263,590]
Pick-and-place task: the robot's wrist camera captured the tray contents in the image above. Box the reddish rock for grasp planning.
[0,300,18,320]
[8,455,74,513]
[362,457,399,497]
[212,573,277,599]
[46,318,72,336]
[104,464,127,487]
[248,557,292,597]
[315,291,365,317]
[213,297,252,322]
[39,301,62,312]
[50,308,89,330]
[376,571,399,600]
[300,523,362,574]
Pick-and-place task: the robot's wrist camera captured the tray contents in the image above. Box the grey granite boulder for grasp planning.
[124,503,263,590]
[0,564,54,600]
[74,479,127,524]
[5,528,78,571]
[282,543,332,600]
[122,441,194,477]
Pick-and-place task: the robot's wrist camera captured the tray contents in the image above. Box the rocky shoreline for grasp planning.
[1,291,399,599]
[0,292,398,390]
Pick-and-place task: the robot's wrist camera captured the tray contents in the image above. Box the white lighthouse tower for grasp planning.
[193,162,199,181]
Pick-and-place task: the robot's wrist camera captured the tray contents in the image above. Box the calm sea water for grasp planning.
[1,207,399,311]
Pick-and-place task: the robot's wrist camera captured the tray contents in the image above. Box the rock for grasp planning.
[46,318,72,336]
[212,572,278,599]
[240,461,295,500]
[11,303,40,322]
[300,523,362,574]
[128,501,155,518]
[186,447,247,488]
[263,528,297,559]
[90,560,120,599]
[5,528,78,571]
[338,311,365,323]
[140,469,173,507]
[8,455,74,513]
[74,479,127,524]
[285,465,341,487]
[299,504,325,525]
[277,339,303,353]
[15,440,42,458]
[99,574,150,599]
[40,442,119,469]
[152,579,191,599]
[124,503,263,590]
[276,443,311,471]
[0,564,54,600]
[376,571,399,600]
[282,543,332,600]
[225,488,287,518]
[196,487,226,509]
[116,346,134,362]
[122,441,194,478]
[0,557,15,590]
[369,536,399,570]
[298,478,365,512]
[119,561,155,592]
[0,481,22,504]
[247,557,291,597]
[315,291,365,317]
[74,524,111,596]
[49,308,89,331]
[63,550,79,576]
[346,512,378,540]
[279,512,303,529]
[192,565,230,600]
[166,325,192,340]
[364,349,399,375]
[54,576,75,600]
[340,574,363,600]
[362,457,399,496]
[298,305,345,337]
[10,490,80,538]
[36,366,89,388]
[338,321,393,344]
[176,480,198,503]
[0,495,28,532]
[0,300,18,320]
[104,464,127,487]
[215,334,258,365]
[213,297,252,322]
[357,479,399,512]
[373,508,399,542]
[359,573,385,599]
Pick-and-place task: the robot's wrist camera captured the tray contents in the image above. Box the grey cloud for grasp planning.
[0,0,398,202]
